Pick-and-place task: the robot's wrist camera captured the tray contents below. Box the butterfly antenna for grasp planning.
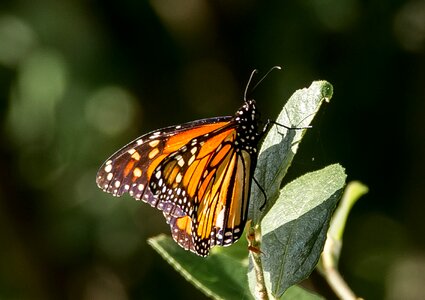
[244,69,258,101]
[244,66,282,101]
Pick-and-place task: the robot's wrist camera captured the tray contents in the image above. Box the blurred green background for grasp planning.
[0,0,424,299]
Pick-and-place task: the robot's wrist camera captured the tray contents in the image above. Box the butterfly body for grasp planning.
[96,99,264,256]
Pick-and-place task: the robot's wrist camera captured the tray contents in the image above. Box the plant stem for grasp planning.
[248,224,269,300]
[318,181,368,300]
[321,237,358,300]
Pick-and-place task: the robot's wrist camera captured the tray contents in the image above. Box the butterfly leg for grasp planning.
[252,176,268,210]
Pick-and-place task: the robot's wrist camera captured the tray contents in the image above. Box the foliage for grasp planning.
[150,81,348,299]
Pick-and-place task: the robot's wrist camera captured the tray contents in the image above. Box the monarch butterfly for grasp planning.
[96,67,283,256]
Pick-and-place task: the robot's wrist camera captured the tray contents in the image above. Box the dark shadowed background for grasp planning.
[0,0,424,299]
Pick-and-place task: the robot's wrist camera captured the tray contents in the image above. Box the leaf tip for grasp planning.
[318,81,333,102]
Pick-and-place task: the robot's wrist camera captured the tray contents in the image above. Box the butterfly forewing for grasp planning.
[96,117,231,216]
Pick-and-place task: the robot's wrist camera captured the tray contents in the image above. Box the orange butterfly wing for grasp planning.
[96,117,232,218]
[97,99,262,257]
[150,124,254,256]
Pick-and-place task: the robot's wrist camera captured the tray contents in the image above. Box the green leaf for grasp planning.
[281,285,325,300]
[249,81,333,224]
[148,236,326,300]
[148,234,253,300]
[317,181,368,298]
[149,81,337,300]
[327,181,369,242]
[248,164,346,298]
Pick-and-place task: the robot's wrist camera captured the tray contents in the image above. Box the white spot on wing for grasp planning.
[215,208,226,228]
[104,164,112,173]
[178,159,185,167]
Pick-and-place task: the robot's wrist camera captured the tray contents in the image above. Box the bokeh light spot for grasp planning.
[150,0,212,38]
[394,1,425,53]
[85,86,139,136]
[386,254,425,300]
[7,48,67,145]
[0,15,36,67]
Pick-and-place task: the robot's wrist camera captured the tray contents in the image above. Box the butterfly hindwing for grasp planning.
[159,148,253,256]
[164,214,196,254]
[193,146,253,255]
